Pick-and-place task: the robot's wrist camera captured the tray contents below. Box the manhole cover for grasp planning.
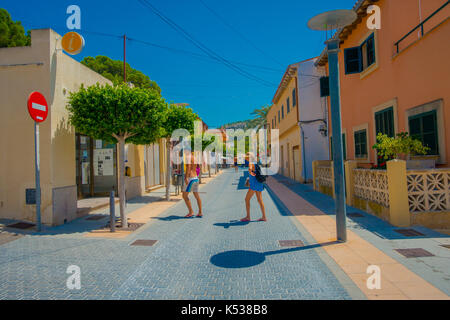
[279,240,304,247]
[348,213,364,218]
[85,215,106,221]
[130,239,158,246]
[6,222,35,229]
[395,248,434,258]
[394,229,425,237]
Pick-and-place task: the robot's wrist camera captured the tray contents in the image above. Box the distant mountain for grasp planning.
[220,120,252,130]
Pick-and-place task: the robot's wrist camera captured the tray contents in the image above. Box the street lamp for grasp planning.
[307,9,357,242]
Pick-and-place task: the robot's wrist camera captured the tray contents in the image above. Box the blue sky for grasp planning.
[4,0,356,128]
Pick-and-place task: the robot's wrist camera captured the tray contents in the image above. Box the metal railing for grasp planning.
[394,0,449,54]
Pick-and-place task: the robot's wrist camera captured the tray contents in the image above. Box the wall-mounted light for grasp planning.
[319,124,327,137]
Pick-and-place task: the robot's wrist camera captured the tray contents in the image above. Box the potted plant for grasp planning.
[372,132,431,169]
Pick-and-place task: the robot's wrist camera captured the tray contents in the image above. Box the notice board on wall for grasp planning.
[93,148,114,176]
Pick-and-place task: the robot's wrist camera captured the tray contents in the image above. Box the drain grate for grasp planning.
[347,212,364,218]
[394,229,425,237]
[6,222,35,229]
[279,240,304,247]
[85,215,106,221]
[130,239,158,246]
[395,248,434,258]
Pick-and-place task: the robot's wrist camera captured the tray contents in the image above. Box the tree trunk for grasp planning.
[118,137,127,229]
[165,139,171,201]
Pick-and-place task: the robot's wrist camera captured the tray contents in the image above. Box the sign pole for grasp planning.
[34,121,41,232]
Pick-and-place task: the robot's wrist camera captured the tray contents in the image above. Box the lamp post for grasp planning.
[308,9,356,242]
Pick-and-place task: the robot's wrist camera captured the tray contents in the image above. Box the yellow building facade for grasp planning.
[268,67,302,182]
[0,29,160,226]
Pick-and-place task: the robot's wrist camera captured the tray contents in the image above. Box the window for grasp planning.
[320,76,330,97]
[287,97,290,113]
[292,88,296,107]
[409,111,439,155]
[272,119,274,129]
[281,105,284,119]
[344,33,376,74]
[354,129,367,158]
[278,110,280,123]
[375,107,395,137]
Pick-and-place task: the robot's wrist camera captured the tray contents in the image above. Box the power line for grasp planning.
[17,19,283,74]
[136,0,276,87]
[198,0,284,67]
[127,37,282,73]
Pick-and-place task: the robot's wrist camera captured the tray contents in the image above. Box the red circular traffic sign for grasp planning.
[27,91,48,122]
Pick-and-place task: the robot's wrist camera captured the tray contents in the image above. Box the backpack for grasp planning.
[254,164,266,183]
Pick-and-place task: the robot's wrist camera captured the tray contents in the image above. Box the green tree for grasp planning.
[0,8,31,48]
[190,132,217,180]
[372,132,430,161]
[248,105,271,129]
[81,56,161,94]
[67,83,167,228]
[161,104,198,200]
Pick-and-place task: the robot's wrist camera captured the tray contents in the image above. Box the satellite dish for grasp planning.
[307,9,357,31]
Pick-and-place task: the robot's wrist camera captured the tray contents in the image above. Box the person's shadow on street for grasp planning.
[213,220,254,229]
[153,215,191,221]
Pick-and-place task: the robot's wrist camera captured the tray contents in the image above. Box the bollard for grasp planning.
[110,190,115,232]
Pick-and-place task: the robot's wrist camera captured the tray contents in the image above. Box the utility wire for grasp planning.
[136,0,276,87]
[198,0,284,67]
[127,37,282,73]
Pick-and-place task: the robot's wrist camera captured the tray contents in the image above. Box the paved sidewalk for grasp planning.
[266,174,450,299]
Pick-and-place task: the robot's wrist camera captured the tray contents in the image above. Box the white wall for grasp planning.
[297,59,330,181]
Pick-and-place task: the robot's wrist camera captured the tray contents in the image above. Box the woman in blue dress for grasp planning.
[241,158,267,222]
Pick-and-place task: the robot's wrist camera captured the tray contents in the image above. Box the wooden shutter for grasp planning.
[344,47,361,74]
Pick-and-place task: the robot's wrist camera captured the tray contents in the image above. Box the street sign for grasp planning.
[27,91,48,232]
[61,31,85,55]
[27,91,48,122]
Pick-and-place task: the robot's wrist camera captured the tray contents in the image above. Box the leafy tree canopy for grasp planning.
[248,105,271,129]
[372,132,430,160]
[81,55,161,94]
[163,104,199,139]
[67,83,167,144]
[0,8,31,48]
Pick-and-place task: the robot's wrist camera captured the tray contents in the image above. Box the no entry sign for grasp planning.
[27,91,48,122]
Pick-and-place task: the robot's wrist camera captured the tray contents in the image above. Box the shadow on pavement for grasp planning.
[213,220,253,229]
[268,174,448,240]
[153,215,193,221]
[210,241,337,268]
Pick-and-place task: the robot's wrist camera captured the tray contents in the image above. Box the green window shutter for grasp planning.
[344,47,361,74]
[320,76,330,97]
[408,110,438,155]
[367,34,376,66]
[375,107,394,137]
[354,130,367,158]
